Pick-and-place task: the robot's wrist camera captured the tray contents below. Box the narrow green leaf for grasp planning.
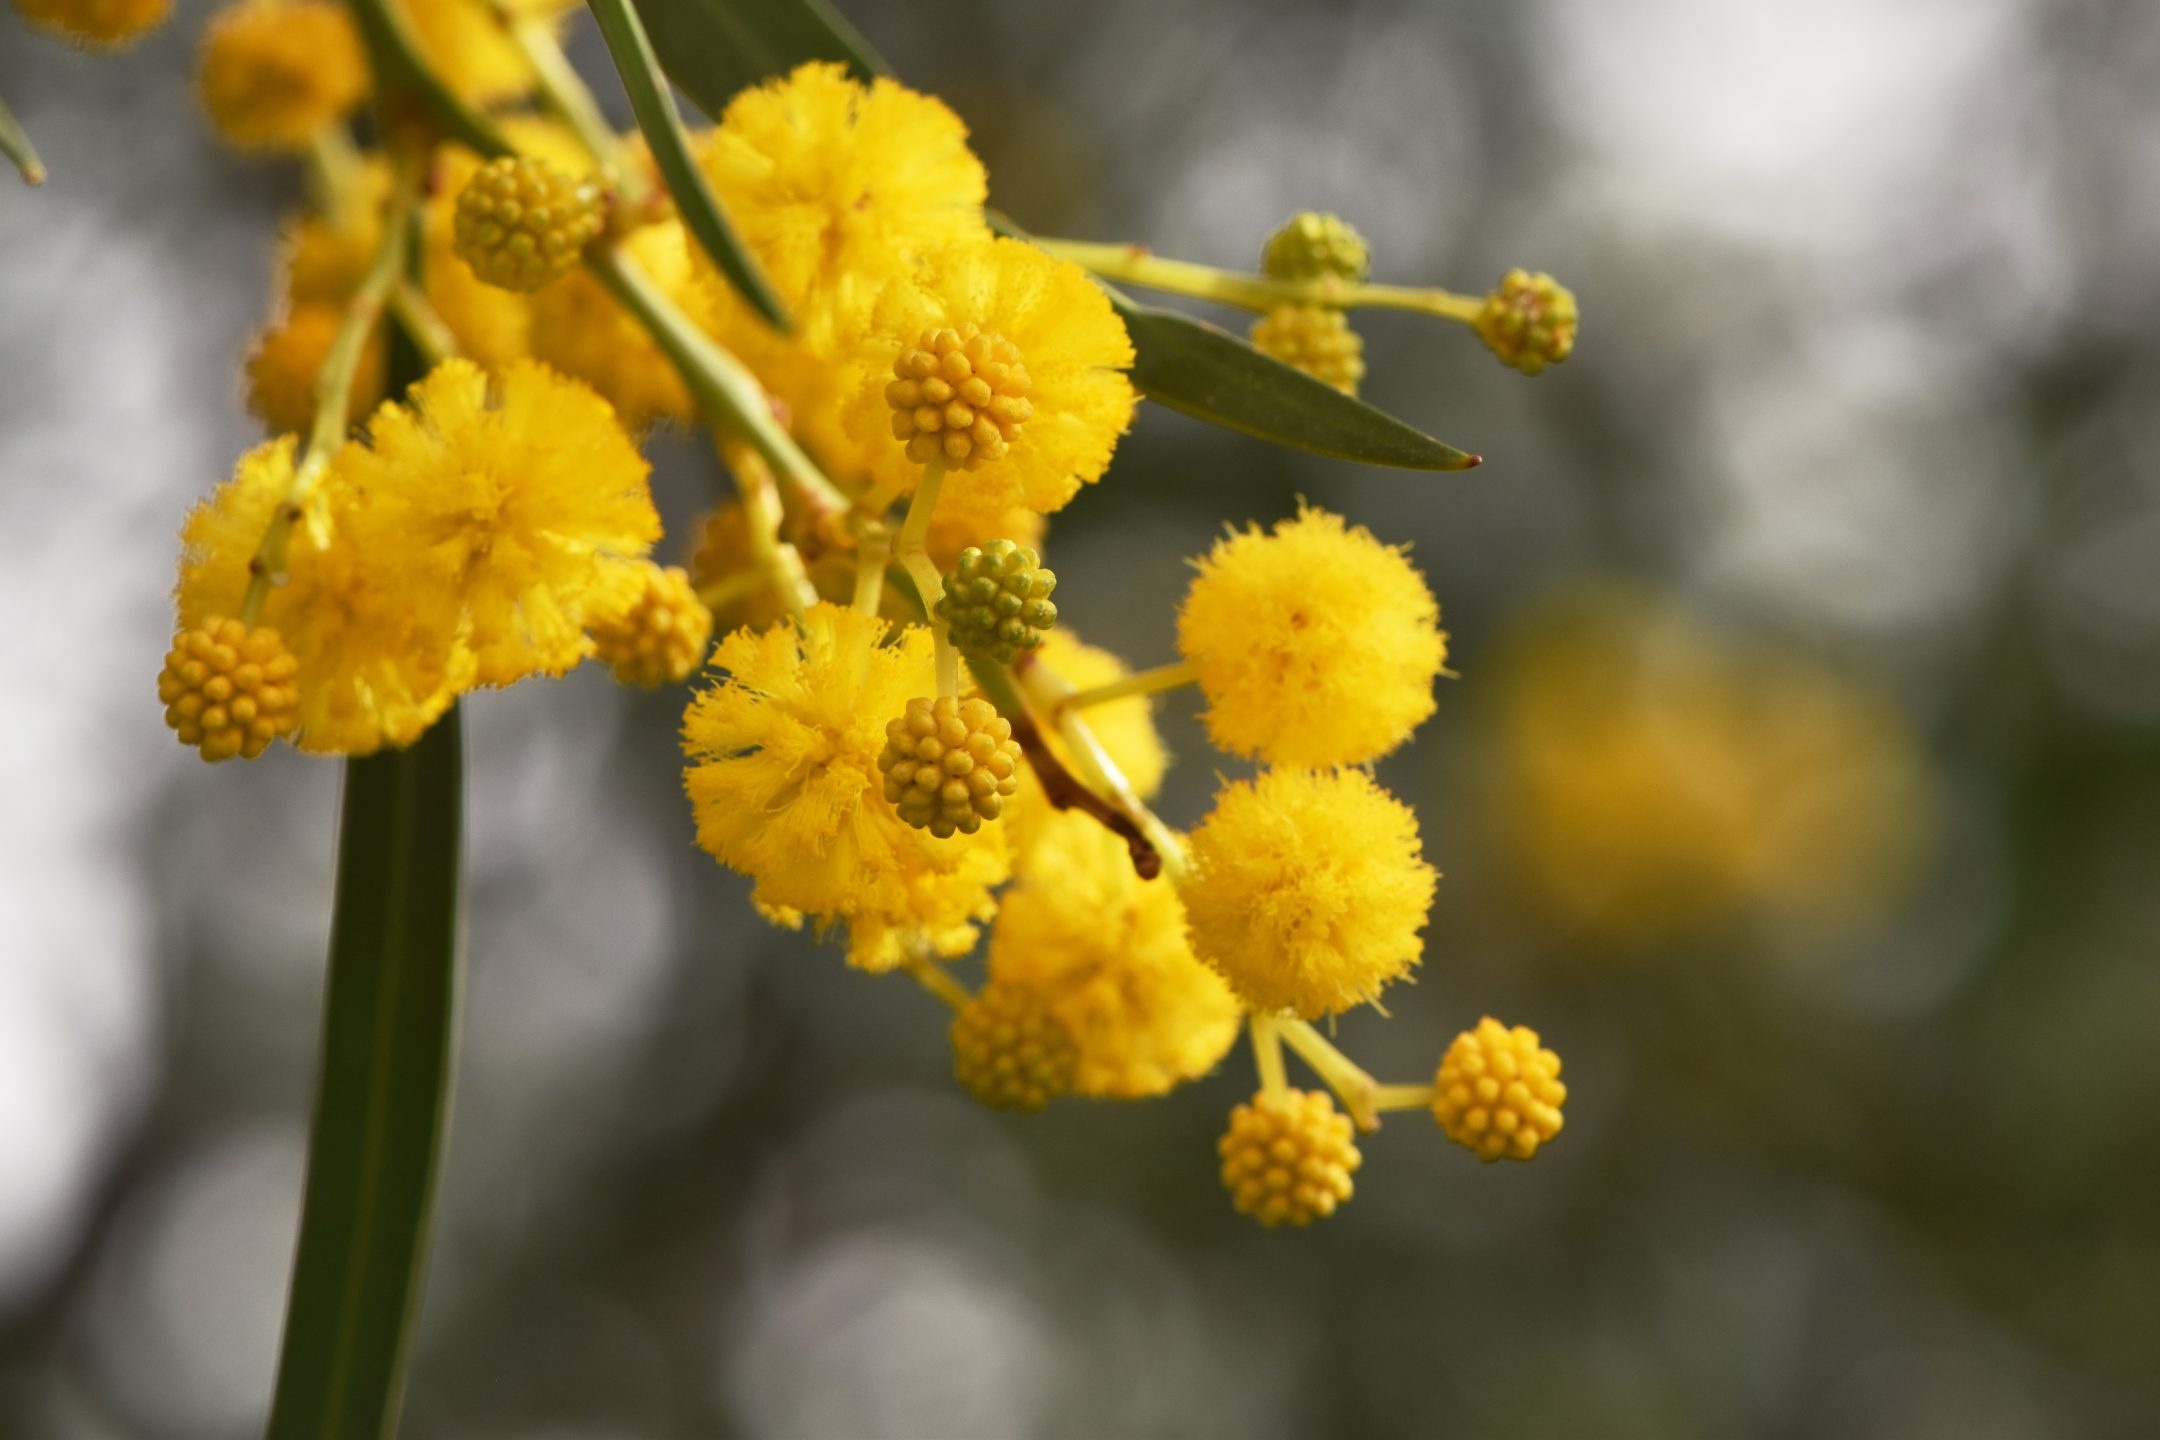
[1111,290,1481,472]
[342,0,509,157]
[265,710,464,1440]
[589,0,790,330]
[0,89,46,187]
[628,0,887,120]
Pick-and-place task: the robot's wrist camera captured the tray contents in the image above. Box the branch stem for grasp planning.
[1035,237,1486,324]
[1057,659,1197,715]
[1279,1018,1381,1132]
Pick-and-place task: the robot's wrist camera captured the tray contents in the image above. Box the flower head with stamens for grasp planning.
[335,358,661,687]
[845,236,1136,519]
[197,0,368,152]
[1182,767,1436,1019]
[681,604,1009,972]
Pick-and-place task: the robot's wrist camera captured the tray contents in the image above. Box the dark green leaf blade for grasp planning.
[265,710,464,1440]
[628,0,887,120]
[1112,290,1481,472]
[590,0,790,330]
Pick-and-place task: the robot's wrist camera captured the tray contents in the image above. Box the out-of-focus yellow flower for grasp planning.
[197,0,367,152]
[1182,767,1436,1019]
[844,237,1136,520]
[13,0,169,47]
[335,358,660,686]
[1431,1017,1566,1162]
[685,500,793,633]
[530,221,696,430]
[176,438,471,754]
[399,0,541,106]
[950,979,1077,1113]
[681,604,1009,972]
[1179,504,1445,768]
[989,811,1239,1099]
[243,303,385,435]
[451,154,605,293]
[1475,268,1577,376]
[1484,583,1935,947]
[588,562,711,689]
[1250,304,1365,395]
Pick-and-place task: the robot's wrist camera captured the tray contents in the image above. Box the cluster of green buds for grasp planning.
[935,540,1058,665]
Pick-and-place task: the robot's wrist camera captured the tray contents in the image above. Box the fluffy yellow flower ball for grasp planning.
[334,359,661,686]
[12,0,169,47]
[696,61,988,318]
[680,604,1009,973]
[176,438,472,754]
[844,237,1136,521]
[1178,504,1446,768]
[1218,1089,1361,1226]
[1182,767,1436,1019]
[197,0,367,152]
[529,221,696,431]
[1432,1018,1566,1162]
[989,812,1239,1099]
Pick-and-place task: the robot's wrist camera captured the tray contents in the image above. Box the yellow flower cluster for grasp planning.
[12,0,168,46]
[1250,304,1365,395]
[1219,1089,1361,1227]
[950,980,1078,1113]
[1432,1018,1567,1162]
[196,0,366,152]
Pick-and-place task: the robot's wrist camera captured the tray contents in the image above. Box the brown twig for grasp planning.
[1005,705,1162,880]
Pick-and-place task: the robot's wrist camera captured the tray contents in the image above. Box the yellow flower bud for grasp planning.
[589,563,712,688]
[884,325,1035,469]
[950,980,1077,1113]
[1260,211,1369,283]
[1218,1088,1361,1226]
[157,616,300,761]
[877,695,1023,838]
[451,155,605,293]
[1432,1017,1567,1162]
[1249,303,1365,395]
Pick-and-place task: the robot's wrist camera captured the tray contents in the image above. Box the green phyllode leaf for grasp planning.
[264,711,465,1440]
[627,0,887,120]
[589,0,791,330]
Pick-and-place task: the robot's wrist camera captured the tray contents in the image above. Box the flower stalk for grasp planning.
[1037,237,1486,325]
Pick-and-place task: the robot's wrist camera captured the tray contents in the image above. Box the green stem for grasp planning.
[243,164,421,624]
[897,462,955,696]
[1371,1082,1439,1112]
[905,954,973,1012]
[1,90,47,187]
[1279,1019,1381,1132]
[1057,659,1196,714]
[586,243,847,521]
[1036,237,1486,324]
[388,282,458,366]
[266,707,464,1440]
[498,10,642,195]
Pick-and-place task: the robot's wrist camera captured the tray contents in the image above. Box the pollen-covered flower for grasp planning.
[176,437,471,754]
[844,237,1136,520]
[334,359,661,686]
[695,61,987,316]
[589,563,711,688]
[950,979,1077,1113]
[1219,1088,1361,1226]
[197,0,367,152]
[989,812,1239,1099]
[681,604,1009,972]
[13,0,170,46]
[1182,767,1436,1018]
[1432,1018,1567,1162]
[1179,504,1445,768]
[243,304,385,435]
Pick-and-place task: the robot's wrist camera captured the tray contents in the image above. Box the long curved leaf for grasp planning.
[342,0,508,158]
[265,709,464,1440]
[589,0,790,330]
[628,0,886,119]
[1111,290,1481,471]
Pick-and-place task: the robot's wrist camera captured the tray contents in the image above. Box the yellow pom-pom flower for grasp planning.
[243,304,384,436]
[844,236,1136,519]
[681,604,1009,973]
[12,0,170,47]
[1178,504,1446,768]
[1260,211,1370,283]
[158,616,300,761]
[529,220,696,430]
[452,155,605,293]
[197,0,367,152]
[1250,304,1365,395]
[176,438,472,755]
[1218,1088,1360,1227]
[401,0,541,105]
[989,811,1239,1099]
[950,979,1078,1113]
[1182,767,1435,1019]
[876,695,1024,838]
[334,358,660,686]
[1475,268,1578,376]
[589,562,712,688]
[1431,1017,1567,1162]
[695,61,988,316]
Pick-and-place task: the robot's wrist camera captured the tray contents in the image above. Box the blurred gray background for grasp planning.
[5,0,2160,1435]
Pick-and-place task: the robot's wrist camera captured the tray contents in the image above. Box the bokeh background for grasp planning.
[6,0,2160,1434]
